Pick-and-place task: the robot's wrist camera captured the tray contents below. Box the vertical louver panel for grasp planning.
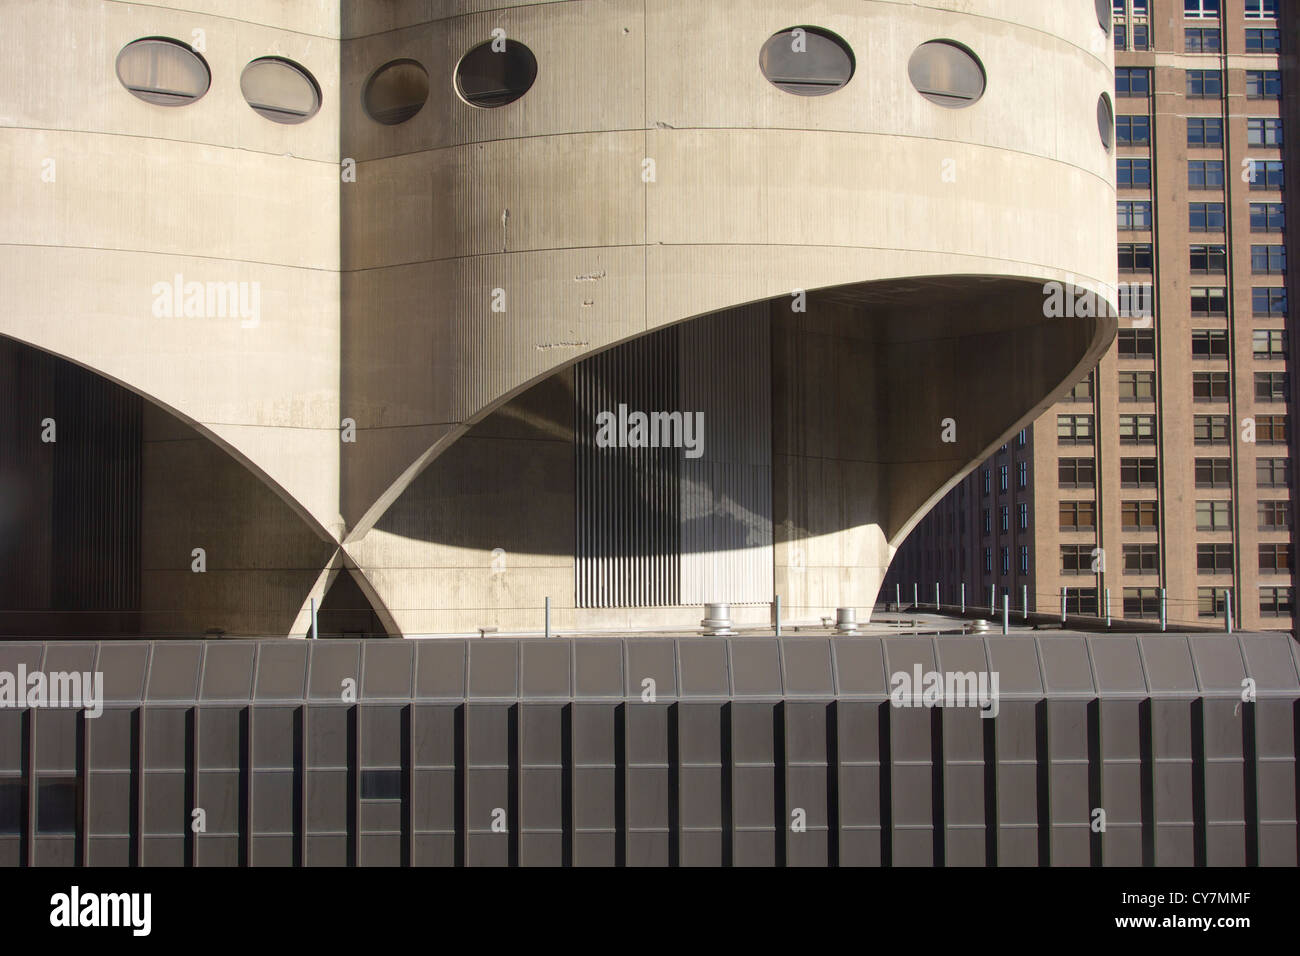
[0,339,142,634]
[679,306,773,606]
[574,328,680,608]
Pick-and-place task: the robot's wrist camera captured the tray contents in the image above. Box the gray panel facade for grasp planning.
[0,634,1295,867]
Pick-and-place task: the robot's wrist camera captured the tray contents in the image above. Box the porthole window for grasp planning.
[364,59,429,125]
[758,26,854,96]
[115,37,210,107]
[455,39,537,108]
[908,40,985,108]
[240,57,321,124]
[1098,93,1114,150]
[1095,0,1111,33]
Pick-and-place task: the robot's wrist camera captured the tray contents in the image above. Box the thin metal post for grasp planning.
[1160,588,1167,632]
[935,582,940,610]
[895,583,901,613]
[913,583,918,609]
[1002,595,1009,634]
[960,583,966,614]
[545,596,551,639]
[774,595,782,638]
[990,584,996,615]
[1061,587,1068,625]
[1225,590,1233,635]
[1105,588,1111,628]
[1022,584,1028,621]
[310,597,318,640]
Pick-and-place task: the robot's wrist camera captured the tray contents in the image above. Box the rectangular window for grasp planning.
[1190,286,1227,315]
[1119,243,1153,272]
[1183,0,1220,17]
[1018,546,1030,575]
[1198,587,1233,619]
[1188,117,1224,147]
[1115,67,1151,97]
[999,505,1010,533]
[1192,329,1229,358]
[1259,499,1291,530]
[1065,588,1100,615]
[36,778,78,835]
[1253,328,1286,358]
[1244,0,1278,18]
[1114,24,1128,50]
[1018,502,1029,530]
[1255,371,1288,402]
[1247,118,1283,148]
[1000,547,1010,576]
[1188,202,1225,232]
[1256,414,1288,444]
[1061,544,1093,575]
[1194,414,1230,445]
[998,464,1009,492]
[1245,29,1280,53]
[1118,158,1152,189]
[1193,371,1230,401]
[1247,160,1284,191]
[1187,162,1224,190]
[1057,414,1094,444]
[1251,245,1286,275]
[983,508,991,535]
[1197,542,1233,573]
[1196,458,1232,488]
[1250,202,1284,232]
[1257,457,1289,488]
[1118,370,1155,401]
[1060,501,1097,532]
[1118,201,1152,230]
[1118,329,1155,359]
[1196,499,1232,530]
[1259,543,1292,574]
[1065,375,1094,401]
[1117,115,1151,146]
[984,548,993,573]
[983,468,991,495]
[1132,24,1150,49]
[1246,70,1282,100]
[1123,587,1161,619]
[1186,70,1222,98]
[1122,500,1159,531]
[1190,244,1227,274]
[1121,457,1158,488]
[1253,287,1287,316]
[1059,457,1096,488]
[1017,460,1028,489]
[1119,413,1157,443]
[1122,545,1160,574]
[1259,587,1293,618]
[1185,27,1221,51]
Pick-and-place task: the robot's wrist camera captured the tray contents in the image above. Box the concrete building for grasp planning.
[890,0,1300,633]
[1,0,1117,638]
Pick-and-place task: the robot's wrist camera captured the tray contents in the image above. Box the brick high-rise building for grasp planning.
[889,0,1297,632]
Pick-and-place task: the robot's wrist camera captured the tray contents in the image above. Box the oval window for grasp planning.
[1096,0,1111,33]
[241,57,322,124]
[908,40,986,108]
[364,59,429,125]
[455,39,537,108]
[1097,92,1114,150]
[116,37,210,107]
[759,26,855,96]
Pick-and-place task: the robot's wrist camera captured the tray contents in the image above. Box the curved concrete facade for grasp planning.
[0,0,1117,636]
